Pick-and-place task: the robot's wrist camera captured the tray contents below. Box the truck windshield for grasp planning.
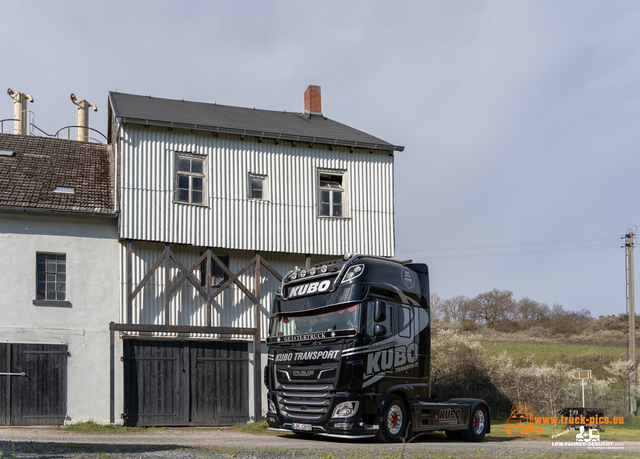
[270,303,360,337]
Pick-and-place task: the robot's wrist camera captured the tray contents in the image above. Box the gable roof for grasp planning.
[109,92,404,152]
[0,134,115,215]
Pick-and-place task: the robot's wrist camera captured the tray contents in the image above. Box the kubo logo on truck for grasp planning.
[366,343,419,374]
[439,408,462,424]
[275,349,341,363]
[287,280,331,298]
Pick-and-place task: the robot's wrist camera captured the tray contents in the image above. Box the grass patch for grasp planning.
[63,420,160,434]
[487,417,640,442]
[231,420,278,435]
[480,341,626,380]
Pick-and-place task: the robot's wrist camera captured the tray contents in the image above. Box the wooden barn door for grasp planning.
[122,340,187,426]
[123,340,249,426]
[0,343,67,426]
[190,341,249,425]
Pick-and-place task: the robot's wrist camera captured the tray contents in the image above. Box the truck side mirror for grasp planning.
[374,300,387,322]
[374,324,387,337]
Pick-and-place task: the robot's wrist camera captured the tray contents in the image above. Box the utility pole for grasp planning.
[626,232,637,415]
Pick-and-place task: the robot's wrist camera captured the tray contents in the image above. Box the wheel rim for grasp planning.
[473,409,485,435]
[386,404,403,436]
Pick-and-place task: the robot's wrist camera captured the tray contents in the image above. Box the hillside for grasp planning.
[431,321,638,417]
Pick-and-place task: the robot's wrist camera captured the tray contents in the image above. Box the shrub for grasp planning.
[431,329,491,400]
[460,319,479,332]
[489,352,615,416]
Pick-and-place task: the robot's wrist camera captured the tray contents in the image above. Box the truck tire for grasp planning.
[460,404,488,442]
[376,395,408,443]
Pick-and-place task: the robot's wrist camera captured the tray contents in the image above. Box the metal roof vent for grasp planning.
[7,88,34,135]
[70,94,97,142]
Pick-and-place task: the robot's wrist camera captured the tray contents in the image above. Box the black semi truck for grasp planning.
[264,255,490,442]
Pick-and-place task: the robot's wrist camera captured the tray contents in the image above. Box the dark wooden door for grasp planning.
[190,341,249,425]
[0,343,8,425]
[123,340,248,426]
[122,340,187,426]
[0,343,67,426]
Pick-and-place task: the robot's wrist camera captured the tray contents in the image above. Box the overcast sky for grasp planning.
[3,1,640,318]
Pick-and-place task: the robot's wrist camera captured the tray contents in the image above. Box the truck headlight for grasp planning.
[332,401,359,418]
[343,264,364,281]
[268,399,277,413]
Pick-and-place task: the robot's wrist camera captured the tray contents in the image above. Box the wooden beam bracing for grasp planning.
[168,251,208,298]
[127,240,132,324]
[259,257,283,282]
[109,322,257,336]
[254,251,262,421]
[210,252,258,304]
[206,249,212,327]
[123,242,284,329]
[164,243,170,325]
[130,247,167,301]
[210,256,257,302]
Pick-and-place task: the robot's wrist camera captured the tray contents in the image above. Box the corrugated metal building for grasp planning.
[108,86,403,425]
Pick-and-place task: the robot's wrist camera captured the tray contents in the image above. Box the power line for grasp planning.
[397,235,621,254]
[400,244,622,260]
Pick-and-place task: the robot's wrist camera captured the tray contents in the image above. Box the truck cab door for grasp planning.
[395,305,418,379]
[363,300,395,384]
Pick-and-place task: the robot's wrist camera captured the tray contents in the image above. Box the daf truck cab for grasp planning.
[264,255,490,442]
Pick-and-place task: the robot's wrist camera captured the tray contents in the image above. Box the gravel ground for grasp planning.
[1,427,638,459]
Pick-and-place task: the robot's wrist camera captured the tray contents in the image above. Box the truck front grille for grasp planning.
[277,383,334,421]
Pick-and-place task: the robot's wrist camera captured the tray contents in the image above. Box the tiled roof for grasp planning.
[0,134,114,214]
[109,92,404,152]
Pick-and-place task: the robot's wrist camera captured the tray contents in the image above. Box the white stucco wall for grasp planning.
[0,211,120,424]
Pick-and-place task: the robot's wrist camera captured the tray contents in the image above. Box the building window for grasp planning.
[200,255,230,288]
[175,153,205,205]
[248,174,267,200]
[319,171,345,217]
[36,253,66,301]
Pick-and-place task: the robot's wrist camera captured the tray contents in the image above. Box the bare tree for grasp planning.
[543,304,593,334]
[469,289,515,327]
[430,293,445,322]
[441,295,473,322]
[516,297,549,329]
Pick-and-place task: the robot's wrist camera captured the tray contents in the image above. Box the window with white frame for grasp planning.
[319,171,346,217]
[175,153,205,205]
[248,173,267,200]
[36,253,66,301]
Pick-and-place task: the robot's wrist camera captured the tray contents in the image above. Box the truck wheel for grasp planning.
[460,405,488,442]
[376,395,408,443]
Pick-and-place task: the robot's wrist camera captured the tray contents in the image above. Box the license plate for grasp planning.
[292,423,312,431]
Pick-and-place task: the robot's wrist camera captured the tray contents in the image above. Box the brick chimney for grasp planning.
[304,85,322,115]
